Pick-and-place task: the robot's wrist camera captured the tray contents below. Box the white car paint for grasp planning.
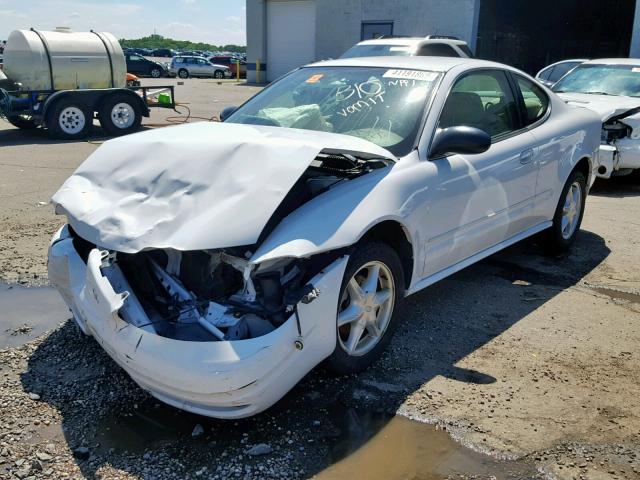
[554,58,640,178]
[48,56,601,418]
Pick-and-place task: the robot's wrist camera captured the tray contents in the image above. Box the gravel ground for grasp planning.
[0,80,639,479]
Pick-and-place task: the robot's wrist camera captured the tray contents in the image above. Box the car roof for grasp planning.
[307,56,504,73]
[583,58,640,66]
[355,37,468,46]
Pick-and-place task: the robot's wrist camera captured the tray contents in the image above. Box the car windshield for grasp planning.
[225,66,441,156]
[340,44,414,58]
[553,64,640,97]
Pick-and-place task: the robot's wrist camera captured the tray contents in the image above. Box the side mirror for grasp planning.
[219,106,238,122]
[429,126,491,159]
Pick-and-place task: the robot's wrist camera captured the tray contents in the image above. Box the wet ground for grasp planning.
[0,283,68,349]
[0,284,542,479]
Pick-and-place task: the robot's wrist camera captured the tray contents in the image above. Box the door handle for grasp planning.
[519,149,534,165]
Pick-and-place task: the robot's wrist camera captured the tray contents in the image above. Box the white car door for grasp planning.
[422,69,540,277]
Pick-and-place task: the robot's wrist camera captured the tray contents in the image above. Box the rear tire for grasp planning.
[46,99,92,140]
[540,169,587,254]
[7,115,38,130]
[325,242,404,375]
[178,69,189,79]
[98,93,142,136]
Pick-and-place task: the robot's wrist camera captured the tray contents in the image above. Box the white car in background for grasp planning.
[340,35,473,59]
[553,58,640,178]
[535,59,587,87]
[48,57,600,419]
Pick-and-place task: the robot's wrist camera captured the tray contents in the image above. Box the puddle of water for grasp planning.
[318,406,539,480]
[92,398,539,479]
[0,283,70,349]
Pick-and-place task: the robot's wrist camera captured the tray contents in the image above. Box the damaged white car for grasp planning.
[553,58,640,178]
[48,57,601,418]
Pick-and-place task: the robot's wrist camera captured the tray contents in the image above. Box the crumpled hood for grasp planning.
[557,92,640,121]
[52,122,394,253]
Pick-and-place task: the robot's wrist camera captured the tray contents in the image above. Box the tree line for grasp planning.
[119,34,246,53]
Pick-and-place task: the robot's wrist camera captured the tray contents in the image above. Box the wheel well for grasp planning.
[360,220,414,288]
[574,157,591,180]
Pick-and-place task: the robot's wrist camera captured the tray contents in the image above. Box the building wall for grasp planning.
[631,0,640,57]
[246,0,480,83]
[246,0,267,83]
[315,0,480,60]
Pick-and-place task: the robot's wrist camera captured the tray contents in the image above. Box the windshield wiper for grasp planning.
[584,91,617,96]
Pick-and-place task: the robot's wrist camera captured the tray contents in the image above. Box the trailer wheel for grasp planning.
[46,99,92,140]
[7,115,38,130]
[98,93,142,136]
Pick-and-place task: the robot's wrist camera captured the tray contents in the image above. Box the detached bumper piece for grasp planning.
[48,226,348,418]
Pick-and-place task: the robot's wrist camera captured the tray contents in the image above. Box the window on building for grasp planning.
[361,22,393,40]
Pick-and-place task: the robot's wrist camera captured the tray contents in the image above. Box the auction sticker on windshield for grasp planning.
[383,69,438,81]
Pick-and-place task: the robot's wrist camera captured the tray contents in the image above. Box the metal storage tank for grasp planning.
[3,29,126,91]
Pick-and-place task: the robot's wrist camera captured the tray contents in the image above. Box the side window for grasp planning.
[174,57,184,64]
[129,55,143,62]
[417,43,459,57]
[197,58,208,65]
[547,62,579,82]
[516,75,549,126]
[438,70,519,138]
[537,66,554,81]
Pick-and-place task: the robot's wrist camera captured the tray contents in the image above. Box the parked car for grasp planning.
[125,53,166,78]
[48,56,600,419]
[208,55,246,78]
[340,35,473,59]
[152,48,176,58]
[169,55,232,79]
[552,58,640,178]
[536,59,587,87]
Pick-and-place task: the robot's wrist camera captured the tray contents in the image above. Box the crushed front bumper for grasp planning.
[47,225,348,419]
[597,139,640,179]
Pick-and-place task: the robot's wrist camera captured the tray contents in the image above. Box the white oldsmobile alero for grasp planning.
[48,56,602,418]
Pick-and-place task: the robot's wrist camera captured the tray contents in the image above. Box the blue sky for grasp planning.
[0,0,246,45]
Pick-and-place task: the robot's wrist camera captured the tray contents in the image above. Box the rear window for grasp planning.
[416,43,460,57]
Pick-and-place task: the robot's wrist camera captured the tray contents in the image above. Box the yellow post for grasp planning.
[236,60,240,82]
[256,58,261,84]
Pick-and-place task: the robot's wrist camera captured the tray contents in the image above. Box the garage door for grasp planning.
[266,0,316,81]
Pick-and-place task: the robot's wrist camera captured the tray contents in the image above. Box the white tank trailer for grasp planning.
[0,29,175,139]
[3,29,126,90]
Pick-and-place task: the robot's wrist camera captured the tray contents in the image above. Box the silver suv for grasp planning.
[340,35,473,59]
[169,56,232,79]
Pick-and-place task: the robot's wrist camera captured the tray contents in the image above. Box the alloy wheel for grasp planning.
[337,261,395,357]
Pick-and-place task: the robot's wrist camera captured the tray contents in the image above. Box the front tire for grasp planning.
[214,70,224,79]
[540,169,587,254]
[150,67,162,78]
[178,69,189,79]
[325,242,404,375]
[46,100,92,140]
